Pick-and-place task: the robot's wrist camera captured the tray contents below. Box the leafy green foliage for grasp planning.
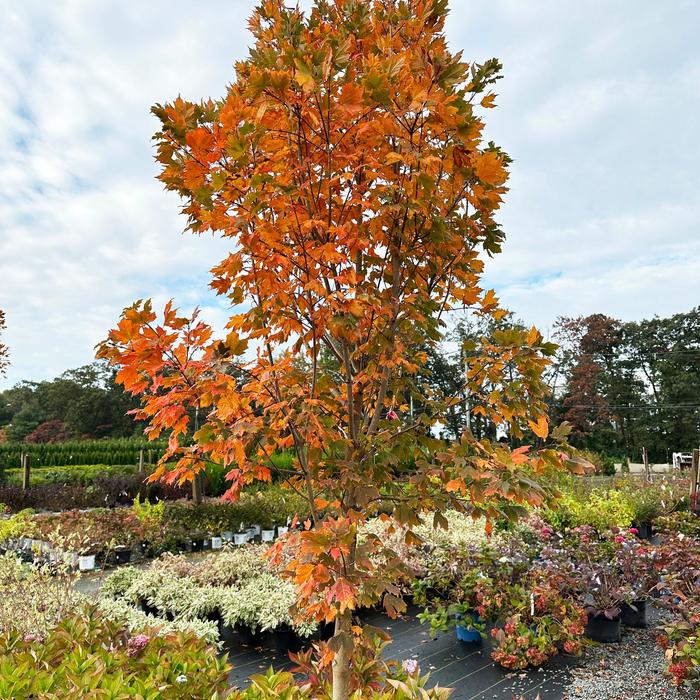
[0,437,167,469]
[0,609,231,699]
[0,361,142,441]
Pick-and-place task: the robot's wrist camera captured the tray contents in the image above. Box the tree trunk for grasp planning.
[331,610,353,700]
[192,471,202,505]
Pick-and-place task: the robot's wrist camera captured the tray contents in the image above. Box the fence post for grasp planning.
[641,446,651,483]
[691,448,699,511]
[138,449,145,476]
[21,453,31,490]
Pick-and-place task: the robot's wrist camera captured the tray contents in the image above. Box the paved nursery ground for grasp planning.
[78,573,692,699]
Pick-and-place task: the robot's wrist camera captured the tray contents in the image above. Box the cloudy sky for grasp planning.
[1,0,698,389]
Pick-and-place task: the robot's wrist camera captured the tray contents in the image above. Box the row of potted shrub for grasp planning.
[99,545,325,654]
[0,486,310,568]
[412,518,672,670]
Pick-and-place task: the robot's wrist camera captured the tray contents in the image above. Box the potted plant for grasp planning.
[578,563,627,642]
[615,535,657,628]
[260,511,276,543]
[233,523,248,546]
[414,545,492,644]
[189,530,206,552]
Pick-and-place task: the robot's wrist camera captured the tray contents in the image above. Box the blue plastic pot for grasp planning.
[455,623,481,643]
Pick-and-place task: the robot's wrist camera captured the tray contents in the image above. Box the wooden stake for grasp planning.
[21,453,31,491]
[691,448,699,510]
[192,471,202,506]
[642,446,651,483]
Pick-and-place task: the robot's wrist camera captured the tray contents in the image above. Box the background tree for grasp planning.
[549,308,700,461]
[0,361,141,442]
[98,2,579,697]
[0,310,8,378]
[24,419,72,444]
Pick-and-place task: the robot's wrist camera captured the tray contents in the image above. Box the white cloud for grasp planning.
[1,0,699,389]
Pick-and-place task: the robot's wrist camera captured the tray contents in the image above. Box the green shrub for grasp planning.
[601,456,617,476]
[540,487,634,531]
[656,511,700,537]
[4,463,137,486]
[0,608,231,699]
[0,439,167,469]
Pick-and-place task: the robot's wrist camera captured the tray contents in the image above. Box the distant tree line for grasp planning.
[420,307,700,463]
[0,309,8,378]
[0,361,141,443]
[547,308,700,462]
[1,308,697,462]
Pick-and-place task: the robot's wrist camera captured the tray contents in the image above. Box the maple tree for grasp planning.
[97,1,582,696]
[0,310,8,377]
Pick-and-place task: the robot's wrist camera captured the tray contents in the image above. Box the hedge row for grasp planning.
[0,439,168,468]
[1,464,139,487]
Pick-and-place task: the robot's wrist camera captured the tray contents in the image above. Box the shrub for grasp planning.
[656,512,700,537]
[4,463,138,487]
[0,553,82,637]
[0,438,168,468]
[572,489,634,531]
[0,608,231,699]
[24,420,72,444]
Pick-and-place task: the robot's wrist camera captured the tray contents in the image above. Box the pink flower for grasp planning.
[629,527,639,535]
[402,659,418,676]
[614,536,624,543]
[126,634,150,657]
[386,409,399,420]
[23,633,44,644]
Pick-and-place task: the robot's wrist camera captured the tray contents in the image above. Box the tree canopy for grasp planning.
[97,1,580,696]
[548,308,700,462]
[0,361,140,442]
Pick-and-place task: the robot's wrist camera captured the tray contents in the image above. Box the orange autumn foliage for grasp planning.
[98,0,582,634]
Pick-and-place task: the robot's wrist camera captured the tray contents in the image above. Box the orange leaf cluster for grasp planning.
[98,0,571,627]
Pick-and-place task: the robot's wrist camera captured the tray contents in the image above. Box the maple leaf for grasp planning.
[528,416,549,439]
[474,150,507,186]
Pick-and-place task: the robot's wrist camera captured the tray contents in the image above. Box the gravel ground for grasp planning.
[561,605,693,700]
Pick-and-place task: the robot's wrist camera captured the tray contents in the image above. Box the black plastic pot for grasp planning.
[114,547,132,565]
[189,538,204,553]
[621,599,647,628]
[635,523,653,541]
[319,621,335,641]
[140,599,160,617]
[585,613,621,642]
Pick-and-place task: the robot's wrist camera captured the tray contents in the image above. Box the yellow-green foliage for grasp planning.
[571,489,634,531]
[541,488,634,532]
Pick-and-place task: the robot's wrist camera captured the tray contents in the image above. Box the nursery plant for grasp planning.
[0,553,82,637]
[0,608,231,699]
[97,1,585,697]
